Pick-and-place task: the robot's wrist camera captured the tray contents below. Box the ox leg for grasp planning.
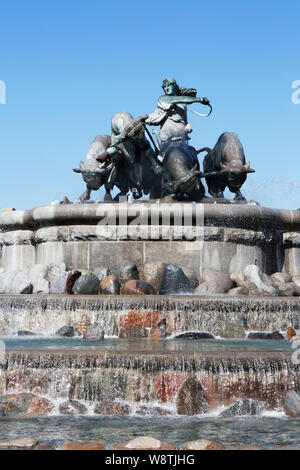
[233,189,246,201]
[79,186,91,201]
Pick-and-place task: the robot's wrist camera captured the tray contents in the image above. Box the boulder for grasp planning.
[72,274,100,295]
[278,282,298,297]
[237,280,257,291]
[112,436,178,450]
[271,272,293,284]
[202,269,234,292]
[0,438,38,450]
[228,287,249,296]
[119,326,148,339]
[141,262,166,293]
[50,272,69,294]
[59,400,87,415]
[135,405,172,416]
[292,275,300,289]
[33,279,50,294]
[149,319,167,339]
[94,401,130,415]
[121,279,155,295]
[159,264,195,295]
[83,323,104,341]
[66,270,81,294]
[0,393,53,417]
[17,330,38,336]
[29,264,49,283]
[287,326,297,340]
[195,281,226,295]
[115,261,139,283]
[56,326,77,337]
[247,331,284,340]
[47,263,66,282]
[219,320,246,339]
[244,265,276,295]
[174,332,214,340]
[182,439,227,450]
[230,272,245,284]
[60,441,106,450]
[284,391,300,417]
[93,266,111,282]
[100,275,121,295]
[220,399,264,417]
[176,377,208,415]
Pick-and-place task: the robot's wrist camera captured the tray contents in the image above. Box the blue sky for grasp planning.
[0,0,299,209]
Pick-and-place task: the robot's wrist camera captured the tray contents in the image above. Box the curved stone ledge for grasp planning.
[1,203,300,231]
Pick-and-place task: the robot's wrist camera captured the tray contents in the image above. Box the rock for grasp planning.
[237,280,257,290]
[195,281,226,295]
[72,274,100,295]
[66,270,81,294]
[244,265,276,295]
[83,323,104,341]
[17,330,38,336]
[121,279,155,295]
[50,272,69,294]
[287,327,297,340]
[93,266,111,282]
[94,401,130,415]
[56,325,77,337]
[230,272,245,284]
[47,263,66,282]
[174,332,214,340]
[33,279,50,294]
[119,326,148,339]
[20,283,33,294]
[159,264,195,295]
[202,269,234,292]
[284,391,300,417]
[292,275,300,289]
[228,287,249,296]
[135,405,172,416]
[115,261,139,283]
[0,393,53,416]
[112,436,178,450]
[59,400,87,415]
[247,331,284,340]
[35,441,57,450]
[29,264,49,283]
[182,439,227,450]
[149,319,167,339]
[100,275,121,295]
[27,396,54,416]
[271,272,293,283]
[278,282,298,297]
[60,196,71,204]
[220,399,264,417]
[176,377,208,415]
[141,262,166,293]
[0,437,38,450]
[219,320,246,339]
[248,289,273,297]
[60,440,106,450]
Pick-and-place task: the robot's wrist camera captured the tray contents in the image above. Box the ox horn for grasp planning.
[244,162,255,173]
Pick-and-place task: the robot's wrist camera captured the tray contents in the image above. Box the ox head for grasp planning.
[220,161,255,175]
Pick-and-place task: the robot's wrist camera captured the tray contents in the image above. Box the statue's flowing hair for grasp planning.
[162,78,197,97]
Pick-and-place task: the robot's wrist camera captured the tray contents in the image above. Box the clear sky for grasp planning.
[0,0,299,210]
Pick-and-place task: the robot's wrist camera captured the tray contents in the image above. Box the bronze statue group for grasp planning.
[74,78,254,203]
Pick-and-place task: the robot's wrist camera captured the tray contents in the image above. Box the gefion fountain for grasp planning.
[0,78,299,450]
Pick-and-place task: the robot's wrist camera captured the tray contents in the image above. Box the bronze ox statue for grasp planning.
[198,132,255,201]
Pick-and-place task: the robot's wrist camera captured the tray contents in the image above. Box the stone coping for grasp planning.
[1,203,300,232]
